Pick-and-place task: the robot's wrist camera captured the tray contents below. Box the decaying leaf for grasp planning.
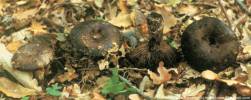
[98,59,109,70]
[0,43,41,91]
[61,84,91,99]
[109,13,132,27]
[177,4,198,16]
[139,76,153,91]
[0,77,36,98]
[29,21,48,35]
[155,84,181,99]
[181,84,205,99]
[148,61,175,84]
[92,91,106,100]
[129,94,141,100]
[156,5,178,34]
[56,70,78,83]
[13,9,39,20]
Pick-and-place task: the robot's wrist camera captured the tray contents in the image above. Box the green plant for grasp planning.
[101,68,137,96]
[21,96,29,100]
[46,83,62,96]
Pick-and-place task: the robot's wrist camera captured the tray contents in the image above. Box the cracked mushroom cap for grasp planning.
[69,20,122,59]
[181,17,240,72]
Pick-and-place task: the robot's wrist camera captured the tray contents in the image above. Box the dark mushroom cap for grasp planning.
[181,17,240,72]
[69,20,122,59]
[12,34,55,71]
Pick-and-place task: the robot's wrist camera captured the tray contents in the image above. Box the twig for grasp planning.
[235,0,251,16]
[217,0,232,28]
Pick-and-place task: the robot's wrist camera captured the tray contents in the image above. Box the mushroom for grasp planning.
[11,34,55,71]
[69,20,122,60]
[126,12,177,71]
[181,17,240,72]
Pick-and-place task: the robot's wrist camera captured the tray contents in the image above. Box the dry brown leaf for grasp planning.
[155,84,181,99]
[235,84,251,96]
[30,21,48,35]
[148,62,172,84]
[129,94,141,100]
[56,70,78,83]
[13,9,39,20]
[156,5,178,34]
[6,41,24,53]
[92,92,106,100]
[0,77,36,98]
[177,4,198,16]
[0,0,7,16]
[109,13,132,27]
[61,84,91,99]
[182,84,205,100]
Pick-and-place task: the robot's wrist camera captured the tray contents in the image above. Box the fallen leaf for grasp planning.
[0,43,41,91]
[0,77,36,98]
[139,76,153,91]
[13,9,39,20]
[182,84,205,99]
[6,41,24,53]
[148,61,173,84]
[0,0,7,16]
[129,94,141,100]
[201,70,219,80]
[61,84,91,99]
[155,84,181,99]
[56,70,78,83]
[92,92,106,100]
[156,5,178,34]
[235,84,251,96]
[109,13,132,27]
[177,4,198,16]
[29,21,48,35]
[98,59,109,70]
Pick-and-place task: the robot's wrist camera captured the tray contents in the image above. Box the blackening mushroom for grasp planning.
[126,12,177,71]
[11,34,55,71]
[181,17,240,72]
[69,20,122,59]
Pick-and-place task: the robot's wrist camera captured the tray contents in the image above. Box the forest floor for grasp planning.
[1,0,251,100]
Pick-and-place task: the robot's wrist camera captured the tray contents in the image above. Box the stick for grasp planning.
[217,0,232,28]
[235,0,251,16]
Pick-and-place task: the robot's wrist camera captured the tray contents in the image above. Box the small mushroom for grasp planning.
[69,20,122,59]
[181,17,240,72]
[11,34,55,71]
[126,12,177,71]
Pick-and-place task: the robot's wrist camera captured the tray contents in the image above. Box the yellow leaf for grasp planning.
[109,13,132,27]
[0,77,36,98]
[30,21,48,35]
[13,9,39,20]
[156,5,178,34]
[6,41,24,53]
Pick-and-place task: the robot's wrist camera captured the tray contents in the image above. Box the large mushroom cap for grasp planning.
[12,34,55,71]
[69,20,122,58]
[181,17,240,72]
